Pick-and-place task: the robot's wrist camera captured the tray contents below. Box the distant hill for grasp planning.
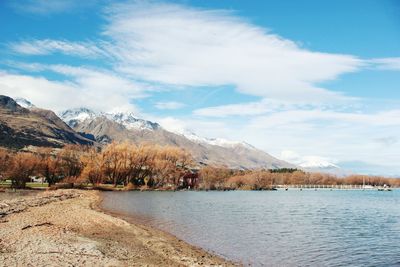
[0,95,93,148]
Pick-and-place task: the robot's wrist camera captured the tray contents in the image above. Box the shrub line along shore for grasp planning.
[0,189,237,266]
[1,143,398,193]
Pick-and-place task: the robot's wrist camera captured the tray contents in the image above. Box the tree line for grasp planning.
[0,143,194,189]
[0,143,399,190]
[198,167,400,190]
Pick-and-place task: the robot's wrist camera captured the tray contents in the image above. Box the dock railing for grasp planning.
[274,184,393,190]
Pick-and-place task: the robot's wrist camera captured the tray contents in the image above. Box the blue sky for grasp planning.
[0,0,399,175]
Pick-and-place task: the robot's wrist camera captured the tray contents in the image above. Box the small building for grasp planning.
[30,176,45,183]
[179,171,199,189]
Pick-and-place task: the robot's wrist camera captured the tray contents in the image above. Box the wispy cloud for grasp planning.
[155,101,186,110]
[8,2,396,105]
[0,64,147,112]
[102,2,363,103]
[9,39,108,58]
[193,98,358,117]
[8,0,99,15]
[369,57,400,70]
[249,109,400,128]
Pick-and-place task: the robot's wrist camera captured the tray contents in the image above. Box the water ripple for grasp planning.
[101,190,400,266]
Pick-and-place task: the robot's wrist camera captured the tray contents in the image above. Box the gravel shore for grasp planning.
[0,189,236,266]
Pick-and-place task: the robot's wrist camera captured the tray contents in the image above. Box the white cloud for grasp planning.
[156,116,238,141]
[7,2,394,107]
[374,136,398,146]
[155,101,185,110]
[10,39,107,58]
[158,117,187,134]
[103,2,363,103]
[369,57,400,70]
[249,109,400,128]
[8,0,99,15]
[238,108,400,175]
[0,66,145,113]
[193,98,357,117]
[194,99,275,117]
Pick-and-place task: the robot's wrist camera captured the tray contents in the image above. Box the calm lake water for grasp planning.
[101,190,400,266]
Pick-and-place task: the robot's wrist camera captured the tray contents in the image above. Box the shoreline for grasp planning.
[0,189,237,266]
[94,191,238,265]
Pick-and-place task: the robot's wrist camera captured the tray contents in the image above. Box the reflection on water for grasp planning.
[101,190,400,266]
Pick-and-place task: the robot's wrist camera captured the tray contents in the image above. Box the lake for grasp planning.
[101,190,400,266]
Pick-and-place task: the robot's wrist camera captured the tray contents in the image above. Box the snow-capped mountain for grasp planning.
[108,112,159,131]
[59,108,159,131]
[60,107,252,148]
[175,129,255,149]
[298,157,344,175]
[280,150,340,173]
[298,157,339,169]
[59,108,97,127]
[58,107,294,169]
[15,97,35,109]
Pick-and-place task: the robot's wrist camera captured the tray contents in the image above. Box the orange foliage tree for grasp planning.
[7,152,40,188]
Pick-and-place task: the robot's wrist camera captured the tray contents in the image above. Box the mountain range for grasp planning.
[59,107,293,169]
[0,95,297,169]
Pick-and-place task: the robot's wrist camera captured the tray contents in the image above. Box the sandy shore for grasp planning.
[0,189,237,266]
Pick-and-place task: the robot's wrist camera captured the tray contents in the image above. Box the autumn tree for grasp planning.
[58,145,84,180]
[199,166,233,190]
[36,147,63,186]
[80,147,105,185]
[0,148,11,180]
[101,142,130,186]
[7,152,39,188]
[126,144,157,186]
[155,146,194,187]
[97,142,195,188]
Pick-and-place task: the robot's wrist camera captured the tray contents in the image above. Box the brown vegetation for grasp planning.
[0,143,398,190]
[198,168,400,190]
[0,142,196,190]
[6,152,40,188]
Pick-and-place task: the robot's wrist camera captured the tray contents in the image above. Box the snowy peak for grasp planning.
[107,112,160,131]
[59,108,159,131]
[298,157,339,169]
[59,108,97,128]
[60,108,252,149]
[176,129,255,150]
[15,97,35,109]
[280,150,339,170]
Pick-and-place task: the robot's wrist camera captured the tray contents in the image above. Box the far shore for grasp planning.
[0,189,237,266]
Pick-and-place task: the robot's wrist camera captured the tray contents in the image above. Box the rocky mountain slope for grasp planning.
[0,96,93,148]
[60,108,294,169]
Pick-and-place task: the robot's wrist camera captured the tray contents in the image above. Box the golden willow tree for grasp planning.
[78,142,195,188]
